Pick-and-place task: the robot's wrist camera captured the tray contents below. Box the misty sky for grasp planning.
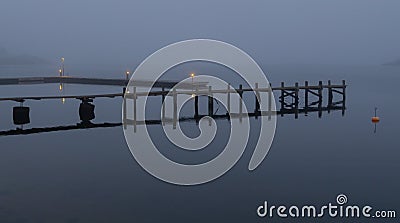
[1,0,399,67]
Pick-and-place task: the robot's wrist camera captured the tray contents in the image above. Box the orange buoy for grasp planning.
[372,116,380,123]
[371,107,380,123]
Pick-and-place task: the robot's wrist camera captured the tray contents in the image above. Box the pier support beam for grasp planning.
[268,83,272,120]
[173,88,177,129]
[294,82,299,119]
[318,81,323,118]
[328,80,333,112]
[239,84,243,122]
[254,83,260,117]
[162,87,166,125]
[208,86,213,117]
[342,80,346,116]
[123,95,127,129]
[194,95,199,119]
[133,87,137,132]
[280,82,284,116]
[304,81,309,115]
[226,84,231,117]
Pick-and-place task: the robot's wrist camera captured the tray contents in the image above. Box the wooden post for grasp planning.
[194,87,199,119]
[342,80,346,103]
[173,88,177,129]
[342,80,346,116]
[294,82,299,119]
[123,95,127,129]
[304,81,309,115]
[280,82,284,114]
[162,87,166,125]
[254,82,260,117]
[208,86,213,117]
[318,81,323,118]
[227,84,231,116]
[268,83,272,120]
[328,80,333,112]
[239,84,243,122]
[133,87,137,132]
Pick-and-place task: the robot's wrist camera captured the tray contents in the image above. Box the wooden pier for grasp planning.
[123,80,346,130]
[0,78,346,136]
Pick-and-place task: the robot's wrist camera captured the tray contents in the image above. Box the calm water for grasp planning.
[0,64,399,223]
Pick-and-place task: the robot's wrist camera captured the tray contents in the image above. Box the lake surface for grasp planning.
[0,64,399,222]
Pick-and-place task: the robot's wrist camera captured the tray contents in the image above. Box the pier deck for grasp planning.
[0,76,206,89]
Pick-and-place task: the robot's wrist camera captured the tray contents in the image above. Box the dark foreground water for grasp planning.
[0,64,399,223]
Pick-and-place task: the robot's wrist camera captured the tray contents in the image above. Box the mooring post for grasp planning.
[294,82,299,119]
[268,83,272,120]
[173,88,177,129]
[172,88,178,129]
[123,94,127,129]
[318,81,323,118]
[208,86,213,117]
[162,87,166,125]
[254,82,260,117]
[342,80,346,116]
[227,83,231,116]
[328,80,333,112]
[280,82,284,116]
[194,86,199,120]
[133,86,137,132]
[304,81,309,115]
[342,80,346,102]
[239,84,243,122]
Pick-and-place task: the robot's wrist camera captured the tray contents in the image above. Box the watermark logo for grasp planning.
[336,194,347,205]
[122,39,276,185]
[257,194,396,219]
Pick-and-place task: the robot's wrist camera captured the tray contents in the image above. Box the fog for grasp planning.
[1,0,399,68]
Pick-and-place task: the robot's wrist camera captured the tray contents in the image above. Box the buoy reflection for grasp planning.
[372,107,380,133]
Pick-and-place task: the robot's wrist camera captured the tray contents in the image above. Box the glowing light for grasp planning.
[59,84,63,91]
[59,69,62,73]
[190,73,195,78]
[61,57,65,62]
[191,93,195,98]
[62,98,66,104]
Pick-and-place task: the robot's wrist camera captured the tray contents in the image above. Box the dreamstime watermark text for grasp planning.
[257,194,396,219]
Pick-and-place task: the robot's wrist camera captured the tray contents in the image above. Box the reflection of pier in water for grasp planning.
[0,78,346,136]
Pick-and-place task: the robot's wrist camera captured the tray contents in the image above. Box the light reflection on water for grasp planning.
[0,64,399,223]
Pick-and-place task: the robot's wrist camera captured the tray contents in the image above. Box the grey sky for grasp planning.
[0,0,399,67]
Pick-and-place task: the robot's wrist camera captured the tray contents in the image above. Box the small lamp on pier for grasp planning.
[190,73,195,85]
[61,57,65,76]
[190,73,195,97]
[126,71,130,80]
